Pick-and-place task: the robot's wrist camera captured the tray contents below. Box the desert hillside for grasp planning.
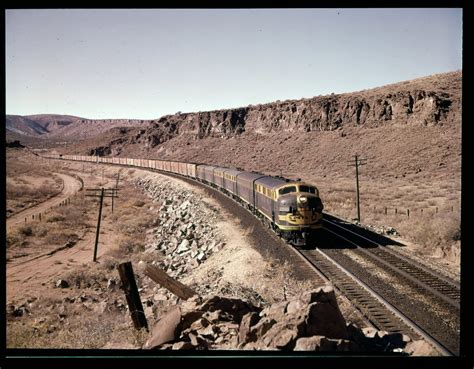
[58,70,461,266]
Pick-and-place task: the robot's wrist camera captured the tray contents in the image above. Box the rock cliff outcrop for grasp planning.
[119,71,460,149]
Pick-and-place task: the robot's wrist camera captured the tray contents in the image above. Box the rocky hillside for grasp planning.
[64,70,460,157]
[151,70,459,137]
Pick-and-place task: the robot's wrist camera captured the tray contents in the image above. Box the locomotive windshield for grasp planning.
[299,185,317,194]
[279,186,297,195]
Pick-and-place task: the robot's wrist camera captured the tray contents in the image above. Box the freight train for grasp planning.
[44,154,324,247]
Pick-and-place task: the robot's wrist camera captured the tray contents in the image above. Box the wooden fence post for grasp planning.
[117,262,148,331]
[407,209,410,217]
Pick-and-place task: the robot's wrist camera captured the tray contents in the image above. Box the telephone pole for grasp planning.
[86,188,119,261]
[347,154,367,222]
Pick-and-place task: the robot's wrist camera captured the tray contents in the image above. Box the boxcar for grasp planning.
[197,165,215,184]
[169,161,179,174]
[186,163,197,178]
[178,162,188,176]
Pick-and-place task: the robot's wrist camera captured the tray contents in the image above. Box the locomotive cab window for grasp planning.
[299,185,316,194]
[279,186,297,195]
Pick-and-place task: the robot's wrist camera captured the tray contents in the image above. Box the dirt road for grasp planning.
[6,173,83,230]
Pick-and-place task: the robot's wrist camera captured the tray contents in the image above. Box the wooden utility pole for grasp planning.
[348,155,367,222]
[117,262,148,330]
[86,188,119,261]
[112,171,121,213]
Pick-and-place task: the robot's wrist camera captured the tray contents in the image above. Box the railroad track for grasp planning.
[298,213,460,356]
[296,246,455,356]
[322,215,460,308]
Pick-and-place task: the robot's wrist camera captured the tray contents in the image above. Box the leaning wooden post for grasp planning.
[117,262,148,331]
[144,264,197,300]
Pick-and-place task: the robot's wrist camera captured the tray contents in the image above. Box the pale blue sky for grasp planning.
[6,8,462,120]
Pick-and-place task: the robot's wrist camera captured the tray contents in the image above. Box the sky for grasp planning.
[5,8,462,120]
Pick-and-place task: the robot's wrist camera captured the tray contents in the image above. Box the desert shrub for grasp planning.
[99,256,119,272]
[63,266,108,289]
[6,233,22,248]
[18,225,33,237]
[6,184,32,199]
[119,238,145,255]
[47,215,66,222]
[54,206,88,227]
[44,230,78,246]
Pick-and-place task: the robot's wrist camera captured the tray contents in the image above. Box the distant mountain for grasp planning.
[6,115,50,136]
[5,114,150,140]
[5,114,83,136]
[24,114,84,131]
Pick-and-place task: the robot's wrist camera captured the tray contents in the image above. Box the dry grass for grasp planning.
[7,176,158,349]
[7,311,146,349]
[317,173,460,261]
[7,197,89,251]
[6,150,63,215]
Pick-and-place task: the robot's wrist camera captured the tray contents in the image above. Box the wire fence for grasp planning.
[371,205,458,217]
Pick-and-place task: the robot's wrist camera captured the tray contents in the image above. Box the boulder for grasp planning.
[404,340,436,356]
[144,306,182,349]
[305,301,348,339]
[294,336,337,351]
[238,312,260,344]
[261,323,299,350]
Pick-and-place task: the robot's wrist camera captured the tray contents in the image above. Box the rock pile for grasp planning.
[134,176,226,280]
[144,286,423,353]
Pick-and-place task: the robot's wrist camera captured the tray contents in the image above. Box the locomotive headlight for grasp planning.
[298,196,308,204]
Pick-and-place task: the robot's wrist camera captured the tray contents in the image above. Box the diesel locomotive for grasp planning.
[46,154,324,246]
